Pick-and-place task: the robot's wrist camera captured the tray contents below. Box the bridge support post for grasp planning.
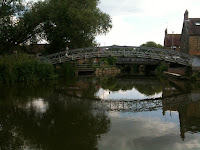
[59,55,61,63]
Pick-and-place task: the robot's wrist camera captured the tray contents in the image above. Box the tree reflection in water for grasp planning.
[0,82,110,150]
[99,76,162,96]
[1,76,200,149]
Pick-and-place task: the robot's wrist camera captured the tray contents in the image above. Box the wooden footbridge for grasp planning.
[40,46,200,70]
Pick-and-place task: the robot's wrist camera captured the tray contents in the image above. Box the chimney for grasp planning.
[184,10,188,20]
[165,28,167,35]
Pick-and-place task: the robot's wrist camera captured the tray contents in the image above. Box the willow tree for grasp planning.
[23,0,112,53]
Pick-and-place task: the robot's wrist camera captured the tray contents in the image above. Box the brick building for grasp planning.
[180,10,200,57]
[164,29,181,51]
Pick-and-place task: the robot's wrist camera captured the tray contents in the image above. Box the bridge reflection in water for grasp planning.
[96,99,162,112]
[1,77,200,149]
[93,78,200,141]
[96,92,200,113]
[59,87,200,141]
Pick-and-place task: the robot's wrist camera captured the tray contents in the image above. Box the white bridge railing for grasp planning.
[40,46,200,70]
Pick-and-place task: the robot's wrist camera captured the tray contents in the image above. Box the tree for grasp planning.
[23,0,112,53]
[140,41,163,48]
[0,0,26,54]
[0,0,112,54]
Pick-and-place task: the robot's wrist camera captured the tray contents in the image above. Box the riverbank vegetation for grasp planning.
[0,53,78,83]
[56,62,76,78]
[155,64,168,75]
[101,57,117,66]
[189,72,200,81]
[0,54,54,83]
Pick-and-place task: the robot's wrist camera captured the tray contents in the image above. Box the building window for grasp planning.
[171,46,176,50]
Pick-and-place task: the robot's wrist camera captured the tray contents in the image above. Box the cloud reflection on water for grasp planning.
[96,88,162,100]
[98,110,200,150]
[26,98,49,113]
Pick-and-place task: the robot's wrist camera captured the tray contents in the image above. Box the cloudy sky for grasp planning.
[96,0,200,46]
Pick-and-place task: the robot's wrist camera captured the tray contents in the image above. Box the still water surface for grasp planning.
[0,76,200,150]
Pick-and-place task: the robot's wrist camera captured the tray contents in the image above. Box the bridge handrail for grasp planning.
[40,46,195,59]
[39,46,200,70]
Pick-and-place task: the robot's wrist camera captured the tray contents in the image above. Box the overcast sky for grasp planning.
[96,0,200,46]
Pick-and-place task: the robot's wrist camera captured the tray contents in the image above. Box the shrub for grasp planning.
[101,57,116,66]
[0,54,54,83]
[189,72,200,81]
[155,64,168,75]
[56,62,76,78]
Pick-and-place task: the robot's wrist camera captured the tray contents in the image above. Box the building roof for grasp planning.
[25,44,49,54]
[186,18,200,35]
[164,34,181,47]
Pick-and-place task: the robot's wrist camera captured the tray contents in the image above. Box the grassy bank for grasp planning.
[0,54,54,83]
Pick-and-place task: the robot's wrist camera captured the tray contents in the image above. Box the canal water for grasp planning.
[0,76,200,150]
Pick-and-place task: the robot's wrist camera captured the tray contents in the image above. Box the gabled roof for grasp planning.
[164,34,181,47]
[186,18,200,35]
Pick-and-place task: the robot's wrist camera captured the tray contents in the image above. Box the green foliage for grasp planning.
[101,57,116,66]
[56,62,76,78]
[0,0,26,54]
[155,64,168,75]
[1,0,112,54]
[34,0,112,53]
[0,54,54,83]
[141,41,163,48]
[189,72,200,81]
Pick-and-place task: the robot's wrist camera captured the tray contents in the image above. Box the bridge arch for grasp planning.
[40,46,200,70]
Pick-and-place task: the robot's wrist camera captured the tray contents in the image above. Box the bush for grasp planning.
[155,64,168,75]
[101,57,116,66]
[56,62,76,78]
[0,54,54,83]
[189,72,200,81]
